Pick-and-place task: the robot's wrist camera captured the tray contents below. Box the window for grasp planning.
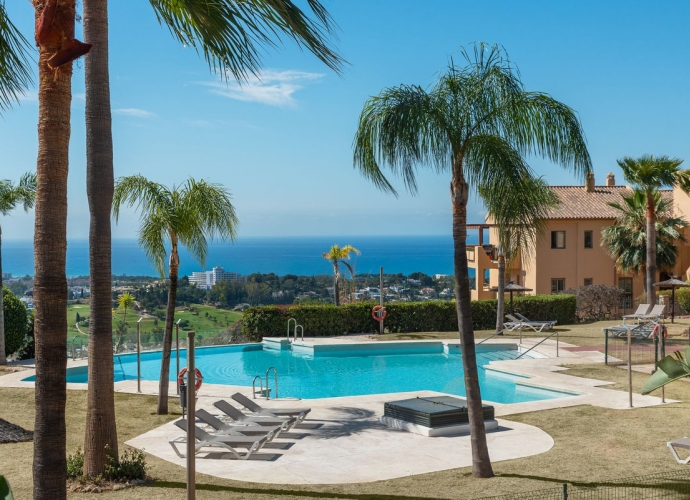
[584,278,593,286]
[551,278,566,294]
[584,230,593,249]
[619,278,633,311]
[551,231,566,249]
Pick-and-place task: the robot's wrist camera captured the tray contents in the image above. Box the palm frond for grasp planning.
[617,155,685,191]
[147,0,344,81]
[0,171,36,215]
[0,1,33,113]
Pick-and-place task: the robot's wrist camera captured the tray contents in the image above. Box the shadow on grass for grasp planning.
[498,472,690,493]
[152,481,442,499]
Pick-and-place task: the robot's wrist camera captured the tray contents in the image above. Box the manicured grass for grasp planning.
[66,303,242,341]
[3,321,690,499]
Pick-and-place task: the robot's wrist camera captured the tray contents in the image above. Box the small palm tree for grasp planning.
[322,245,360,306]
[115,292,136,353]
[353,43,590,477]
[617,155,690,304]
[481,177,560,332]
[602,190,687,275]
[0,2,32,112]
[113,175,238,414]
[0,172,36,364]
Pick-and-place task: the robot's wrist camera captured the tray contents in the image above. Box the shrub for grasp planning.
[67,445,147,482]
[3,287,28,357]
[675,287,690,314]
[67,447,85,479]
[569,285,624,321]
[241,295,576,340]
[16,312,35,360]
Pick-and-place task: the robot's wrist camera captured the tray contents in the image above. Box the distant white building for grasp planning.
[2,272,11,280]
[189,266,245,290]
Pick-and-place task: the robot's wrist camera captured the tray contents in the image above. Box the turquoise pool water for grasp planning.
[24,344,571,403]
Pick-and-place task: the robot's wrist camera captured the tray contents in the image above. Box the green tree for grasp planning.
[617,156,690,304]
[322,245,360,306]
[113,175,238,414]
[115,292,135,353]
[353,43,590,477]
[2,286,27,357]
[0,172,36,364]
[480,177,560,332]
[602,190,688,275]
[81,0,343,476]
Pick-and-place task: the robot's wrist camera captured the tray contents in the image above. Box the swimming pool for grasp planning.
[24,341,572,403]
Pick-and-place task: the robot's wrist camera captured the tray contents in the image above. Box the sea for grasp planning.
[2,235,479,278]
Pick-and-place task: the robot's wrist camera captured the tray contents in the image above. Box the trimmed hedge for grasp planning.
[241,294,576,340]
[3,286,28,356]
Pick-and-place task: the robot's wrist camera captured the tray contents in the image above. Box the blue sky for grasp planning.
[1,0,690,240]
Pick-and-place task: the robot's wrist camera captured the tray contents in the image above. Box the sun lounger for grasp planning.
[623,303,651,320]
[231,392,311,422]
[195,408,281,441]
[668,437,690,464]
[513,313,557,330]
[637,304,666,321]
[505,313,554,332]
[169,418,268,459]
[213,400,297,431]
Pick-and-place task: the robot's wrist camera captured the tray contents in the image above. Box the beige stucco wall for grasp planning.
[673,186,690,280]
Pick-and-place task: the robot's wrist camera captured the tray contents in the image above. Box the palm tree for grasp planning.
[115,292,135,353]
[0,1,32,112]
[29,1,90,497]
[617,156,690,304]
[480,177,560,332]
[602,190,688,275]
[353,43,591,477]
[322,245,360,306]
[113,175,238,414]
[0,172,36,364]
[81,0,343,475]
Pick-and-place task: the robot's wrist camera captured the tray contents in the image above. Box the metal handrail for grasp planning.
[252,375,265,399]
[287,318,296,342]
[265,366,279,399]
[116,356,126,380]
[476,328,508,346]
[516,329,559,359]
[295,325,304,341]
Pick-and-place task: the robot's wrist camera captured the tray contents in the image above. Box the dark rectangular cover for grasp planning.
[384,396,495,428]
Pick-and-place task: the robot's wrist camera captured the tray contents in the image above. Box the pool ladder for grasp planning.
[252,367,279,400]
[286,318,304,343]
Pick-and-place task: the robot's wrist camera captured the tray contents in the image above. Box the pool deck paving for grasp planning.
[0,336,678,484]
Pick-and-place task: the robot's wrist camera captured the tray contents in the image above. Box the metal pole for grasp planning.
[604,329,609,365]
[176,318,181,395]
[379,267,384,335]
[137,318,143,393]
[186,331,196,500]
[556,330,559,357]
[627,326,633,408]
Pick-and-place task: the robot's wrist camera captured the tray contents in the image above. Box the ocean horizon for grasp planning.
[3,235,480,278]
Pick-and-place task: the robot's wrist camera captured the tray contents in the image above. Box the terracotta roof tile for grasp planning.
[547,186,673,219]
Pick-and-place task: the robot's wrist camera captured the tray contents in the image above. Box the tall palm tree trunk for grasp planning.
[158,245,179,414]
[332,263,340,306]
[83,0,118,476]
[0,225,6,365]
[451,174,494,478]
[32,1,75,496]
[646,192,657,305]
[495,251,505,333]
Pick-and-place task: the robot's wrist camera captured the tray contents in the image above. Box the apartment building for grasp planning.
[189,266,245,290]
[468,172,690,314]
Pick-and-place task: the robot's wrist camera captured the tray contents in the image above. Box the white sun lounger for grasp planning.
[213,400,297,431]
[623,304,651,321]
[169,418,268,459]
[195,408,282,441]
[505,314,554,333]
[668,437,690,464]
[231,392,311,422]
[637,304,666,321]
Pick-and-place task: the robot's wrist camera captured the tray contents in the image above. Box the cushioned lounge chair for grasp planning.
[668,437,690,464]
[231,392,311,422]
[169,418,268,459]
[195,408,282,441]
[213,400,297,431]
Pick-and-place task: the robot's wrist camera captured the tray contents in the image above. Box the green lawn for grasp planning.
[66,303,243,341]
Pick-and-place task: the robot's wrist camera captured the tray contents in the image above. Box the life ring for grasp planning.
[178,367,203,392]
[372,305,387,322]
[652,325,668,340]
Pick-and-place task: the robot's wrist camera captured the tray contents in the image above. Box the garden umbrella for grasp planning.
[653,277,690,323]
[492,281,533,315]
